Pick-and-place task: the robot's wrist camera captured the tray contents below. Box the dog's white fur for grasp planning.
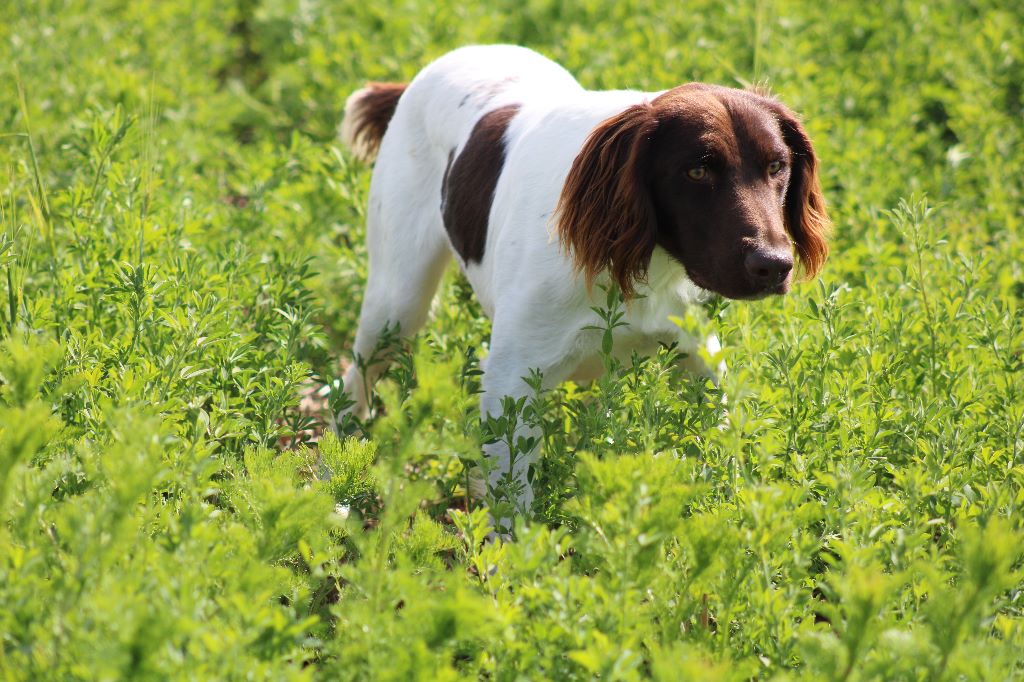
[341,45,719,514]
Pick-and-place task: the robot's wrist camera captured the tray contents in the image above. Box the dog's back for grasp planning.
[340,45,579,164]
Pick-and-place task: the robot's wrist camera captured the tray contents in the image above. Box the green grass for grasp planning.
[2,0,1023,679]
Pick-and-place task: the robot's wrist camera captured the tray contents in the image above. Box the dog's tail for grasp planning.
[340,82,408,163]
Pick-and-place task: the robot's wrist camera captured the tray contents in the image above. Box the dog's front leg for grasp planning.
[474,332,573,536]
[477,366,542,536]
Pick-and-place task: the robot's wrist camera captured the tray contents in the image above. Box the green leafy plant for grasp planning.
[2,0,1023,678]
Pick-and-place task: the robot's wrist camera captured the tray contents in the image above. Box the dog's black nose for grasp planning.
[745,249,793,289]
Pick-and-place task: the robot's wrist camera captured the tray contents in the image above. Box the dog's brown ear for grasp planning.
[770,103,830,279]
[556,104,658,299]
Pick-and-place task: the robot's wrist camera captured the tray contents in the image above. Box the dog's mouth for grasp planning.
[744,283,789,300]
[687,272,792,301]
[740,276,792,300]
[758,275,793,298]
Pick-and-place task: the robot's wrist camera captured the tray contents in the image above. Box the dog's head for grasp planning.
[556,84,829,299]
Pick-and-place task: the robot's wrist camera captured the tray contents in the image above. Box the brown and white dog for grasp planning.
[340,45,829,517]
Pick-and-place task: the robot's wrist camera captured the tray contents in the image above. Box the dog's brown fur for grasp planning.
[557,84,829,299]
[441,105,521,264]
[342,82,408,162]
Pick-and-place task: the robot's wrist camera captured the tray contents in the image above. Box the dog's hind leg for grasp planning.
[342,188,451,419]
[340,99,453,418]
[339,80,456,420]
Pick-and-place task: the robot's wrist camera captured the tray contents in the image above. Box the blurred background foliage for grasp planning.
[1,0,1023,679]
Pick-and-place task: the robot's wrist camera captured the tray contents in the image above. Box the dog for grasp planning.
[339,45,829,520]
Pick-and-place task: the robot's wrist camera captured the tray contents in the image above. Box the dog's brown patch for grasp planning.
[441,104,520,263]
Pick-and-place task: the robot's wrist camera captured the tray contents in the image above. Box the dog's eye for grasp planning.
[767,160,784,175]
[687,165,708,181]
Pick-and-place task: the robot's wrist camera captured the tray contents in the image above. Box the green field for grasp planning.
[2,1,1024,679]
